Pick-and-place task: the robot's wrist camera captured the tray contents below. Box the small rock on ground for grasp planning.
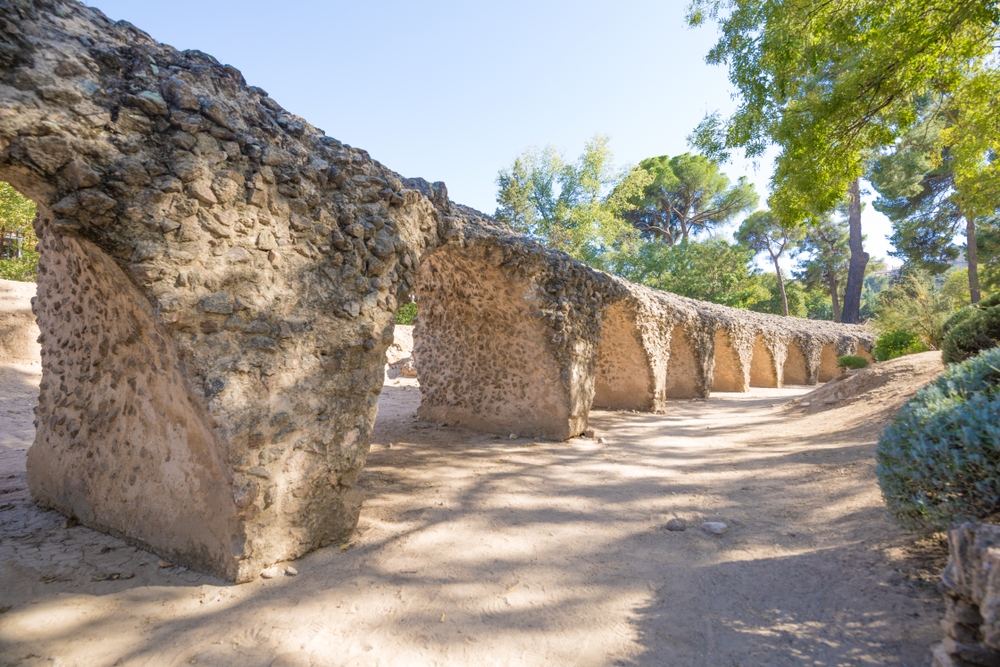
[666,518,686,532]
[701,522,728,536]
[261,565,282,579]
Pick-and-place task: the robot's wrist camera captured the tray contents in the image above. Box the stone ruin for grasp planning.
[0,0,875,581]
[932,524,1000,667]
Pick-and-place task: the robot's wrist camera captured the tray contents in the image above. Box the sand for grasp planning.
[0,341,951,666]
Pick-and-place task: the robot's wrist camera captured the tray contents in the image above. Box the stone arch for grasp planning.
[749,334,781,388]
[592,301,654,410]
[0,3,881,583]
[818,343,841,382]
[783,340,811,385]
[711,329,746,392]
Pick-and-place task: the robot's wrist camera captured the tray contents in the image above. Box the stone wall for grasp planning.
[932,523,1000,667]
[0,0,876,581]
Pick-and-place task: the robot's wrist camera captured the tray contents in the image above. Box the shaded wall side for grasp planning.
[593,302,653,410]
[26,227,239,579]
[782,340,810,385]
[414,251,574,440]
[663,325,702,398]
[749,334,780,388]
[818,344,841,382]
[711,330,745,392]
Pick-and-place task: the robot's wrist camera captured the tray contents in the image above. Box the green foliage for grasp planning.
[794,215,851,321]
[737,210,800,315]
[872,329,924,362]
[875,347,1000,532]
[493,135,641,266]
[940,299,1000,364]
[687,0,998,225]
[870,112,968,275]
[608,238,768,309]
[979,221,1000,292]
[876,270,955,349]
[837,355,870,370]
[0,182,37,282]
[395,302,418,326]
[940,268,987,310]
[749,274,806,318]
[616,153,757,246]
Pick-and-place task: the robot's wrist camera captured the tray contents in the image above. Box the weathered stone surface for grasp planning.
[932,523,1000,666]
[0,1,876,582]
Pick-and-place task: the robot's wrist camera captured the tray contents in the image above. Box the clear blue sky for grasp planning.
[87,0,897,268]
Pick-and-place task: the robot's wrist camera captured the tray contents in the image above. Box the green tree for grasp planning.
[877,269,956,349]
[616,154,757,246]
[686,0,998,322]
[736,210,799,315]
[609,238,768,309]
[493,135,641,266]
[0,182,38,282]
[870,105,1000,304]
[750,273,807,318]
[794,216,851,322]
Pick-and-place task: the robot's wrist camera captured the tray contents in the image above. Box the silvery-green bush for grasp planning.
[876,346,1000,531]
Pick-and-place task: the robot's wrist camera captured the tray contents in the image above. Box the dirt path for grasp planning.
[0,353,946,666]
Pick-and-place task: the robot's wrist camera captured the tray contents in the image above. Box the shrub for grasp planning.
[395,302,418,325]
[873,329,923,361]
[837,355,869,370]
[940,299,1000,364]
[876,347,1000,532]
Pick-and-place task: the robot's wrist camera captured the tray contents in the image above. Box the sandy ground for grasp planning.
[0,342,950,667]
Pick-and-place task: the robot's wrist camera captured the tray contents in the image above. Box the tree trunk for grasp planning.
[828,272,841,323]
[966,215,981,304]
[841,178,869,324]
[771,252,789,316]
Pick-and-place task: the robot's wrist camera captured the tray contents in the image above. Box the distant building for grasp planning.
[0,226,25,260]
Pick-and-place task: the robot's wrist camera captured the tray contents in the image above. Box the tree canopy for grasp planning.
[493,135,643,267]
[686,0,998,220]
[616,153,757,246]
[736,210,799,315]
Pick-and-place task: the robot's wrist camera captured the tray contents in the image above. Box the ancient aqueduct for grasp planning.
[0,1,875,581]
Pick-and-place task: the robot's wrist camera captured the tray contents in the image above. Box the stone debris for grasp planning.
[156,559,172,568]
[665,517,687,532]
[1,0,875,582]
[260,566,282,579]
[584,428,597,439]
[701,522,729,536]
[285,566,298,576]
